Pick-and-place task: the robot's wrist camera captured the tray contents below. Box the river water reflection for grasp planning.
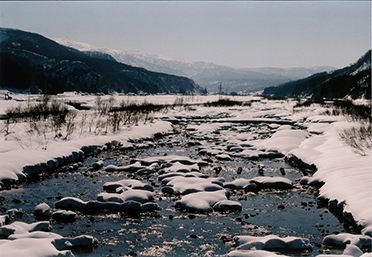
[1,125,347,257]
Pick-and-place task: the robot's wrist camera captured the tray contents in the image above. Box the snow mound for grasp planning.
[103,179,153,192]
[227,249,288,257]
[223,177,292,190]
[52,210,77,222]
[163,161,200,173]
[53,235,98,250]
[224,178,254,190]
[322,233,372,249]
[175,190,228,213]
[250,176,293,190]
[163,177,224,195]
[0,220,96,257]
[235,235,313,251]
[97,189,154,203]
[213,200,242,212]
[105,161,142,172]
[55,196,158,213]
[0,221,51,238]
[0,238,74,257]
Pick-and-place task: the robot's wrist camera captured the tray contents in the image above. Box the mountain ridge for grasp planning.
[54,37,336,93]
[0,28,202,94]
[263,50,371,99]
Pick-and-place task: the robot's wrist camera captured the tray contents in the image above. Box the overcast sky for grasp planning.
[1,1,370,68]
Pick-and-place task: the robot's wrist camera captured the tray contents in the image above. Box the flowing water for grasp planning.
[0,121,350,257]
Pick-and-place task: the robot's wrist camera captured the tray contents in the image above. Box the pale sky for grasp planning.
[0,1,371,68]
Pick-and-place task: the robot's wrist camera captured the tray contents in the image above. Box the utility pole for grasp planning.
[218,83,223,99]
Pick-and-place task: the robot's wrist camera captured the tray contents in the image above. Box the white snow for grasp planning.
[234,235,313,251]
[0,93,371,256]
[175,190,228,212]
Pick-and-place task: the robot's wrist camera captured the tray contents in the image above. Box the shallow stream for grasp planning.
[0,120,351,257]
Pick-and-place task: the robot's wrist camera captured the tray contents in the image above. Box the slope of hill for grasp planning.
[263,50,371,99]
[0,28,202,94]
[55,38,335,93]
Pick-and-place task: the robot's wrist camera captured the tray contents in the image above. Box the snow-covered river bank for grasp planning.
[0,93,370,257]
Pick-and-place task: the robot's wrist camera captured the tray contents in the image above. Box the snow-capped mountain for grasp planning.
[0,28,202,94]
[55,37,335,93]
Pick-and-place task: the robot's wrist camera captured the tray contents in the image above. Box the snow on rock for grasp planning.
[224,178,254,190]
[97,189,154,203]
[250,176,293,190]
[227,249,288,257]
[91,160,104,170]
[53,235,98,250]
[322,233,372,249]
[0,238,74,257]
[137,163,160,175]
[342,244,364,257]
[213,200,242,212]
[103,179,153,192]
[54,196,155,213]
[223,177,292,190]
[0,215,9,226]
[8,231,63,240]
[133,154,202,166]
[52,210,78,222]
[175,190,228,213]
[234,235,313,251]
[254,126,309,153]
[216,153,233,161]
[105,161,142,172]
[0,221,51,238]
[163,161,200,173]
[54,197,86,210]
[34,203,52,219]
[163,177,224,195]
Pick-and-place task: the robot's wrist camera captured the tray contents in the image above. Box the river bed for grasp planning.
[0,120,351,257]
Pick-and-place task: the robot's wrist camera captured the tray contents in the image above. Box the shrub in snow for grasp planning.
[234,235,313,251]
